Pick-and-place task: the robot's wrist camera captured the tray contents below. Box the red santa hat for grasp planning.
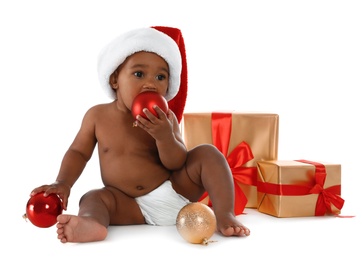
[97,26,187,123]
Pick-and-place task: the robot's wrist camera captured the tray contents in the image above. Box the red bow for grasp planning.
[296,160,344,216]
[199,113,256,215]
[257,159,344,216]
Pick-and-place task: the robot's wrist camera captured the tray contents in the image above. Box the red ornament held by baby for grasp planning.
[131,91,168,119]
[23,192,63,228]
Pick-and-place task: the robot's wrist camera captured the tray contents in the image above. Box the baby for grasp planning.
[30,26,250,243]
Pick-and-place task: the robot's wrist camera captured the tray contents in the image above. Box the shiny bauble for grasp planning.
[24,192,63,228]
[131,91,168,119]
[176,202,217,245]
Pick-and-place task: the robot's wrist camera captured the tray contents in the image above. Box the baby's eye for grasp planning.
[156,74,166,81]
[134,71,143,78]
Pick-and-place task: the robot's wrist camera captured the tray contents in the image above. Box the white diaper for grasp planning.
[135,180,190,226]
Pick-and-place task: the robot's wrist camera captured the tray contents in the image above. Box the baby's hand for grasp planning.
[30,181,71,210]
[134,106,174,140]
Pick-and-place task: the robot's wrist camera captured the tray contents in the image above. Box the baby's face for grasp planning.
[115,51,169,110]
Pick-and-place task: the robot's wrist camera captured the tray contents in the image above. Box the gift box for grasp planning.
[182,112,279,213]
[257,160,344,217]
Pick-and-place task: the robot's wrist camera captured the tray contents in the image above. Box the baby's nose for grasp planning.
[142,82,157,91]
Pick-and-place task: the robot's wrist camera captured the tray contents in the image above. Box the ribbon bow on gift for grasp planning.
[296,160,344,216]
[199,113,256,215]
[257,159,345,216]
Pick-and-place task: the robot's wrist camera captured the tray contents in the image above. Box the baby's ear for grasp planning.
[109,74,118,89]
[111,83,118,90]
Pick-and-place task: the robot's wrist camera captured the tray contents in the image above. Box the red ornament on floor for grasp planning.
[23,192,63,228]
[131,91,168,119]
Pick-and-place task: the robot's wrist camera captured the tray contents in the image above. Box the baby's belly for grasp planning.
[100,161,171,198]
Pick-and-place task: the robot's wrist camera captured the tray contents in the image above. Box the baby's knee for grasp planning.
[193,143,221,153]
[79,188,111,205]
[189,144,224,160]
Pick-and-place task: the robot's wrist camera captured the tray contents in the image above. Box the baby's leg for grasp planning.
[57,187,145,243]
[171,144,250,237]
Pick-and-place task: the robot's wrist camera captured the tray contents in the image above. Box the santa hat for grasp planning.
[97,26,187,123]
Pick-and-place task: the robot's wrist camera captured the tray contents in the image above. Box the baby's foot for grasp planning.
[216,213,250,237]
[56,214,107,243]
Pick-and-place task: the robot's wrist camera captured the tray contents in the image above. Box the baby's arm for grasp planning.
[135,106,187,170]
[155,111,187,170]
[55,108,97,205]
[31,107,97,209]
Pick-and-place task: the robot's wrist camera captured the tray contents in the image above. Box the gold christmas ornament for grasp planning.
[176,202,217,245]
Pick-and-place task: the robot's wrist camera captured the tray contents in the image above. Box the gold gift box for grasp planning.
[182,112,279,208]
[257,160,343,217]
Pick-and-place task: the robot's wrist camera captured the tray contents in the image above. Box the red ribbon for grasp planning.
[257,159,344,216]
[199,113,256,215]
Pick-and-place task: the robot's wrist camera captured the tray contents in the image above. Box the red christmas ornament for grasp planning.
[23,192,63,228]
[131,91,168,119]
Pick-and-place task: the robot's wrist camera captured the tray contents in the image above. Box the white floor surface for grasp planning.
[6,203,361,260]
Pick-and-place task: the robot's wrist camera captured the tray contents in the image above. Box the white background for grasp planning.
[1,0,361,259]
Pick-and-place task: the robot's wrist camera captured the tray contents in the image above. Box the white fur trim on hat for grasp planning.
[97,27,182,101]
